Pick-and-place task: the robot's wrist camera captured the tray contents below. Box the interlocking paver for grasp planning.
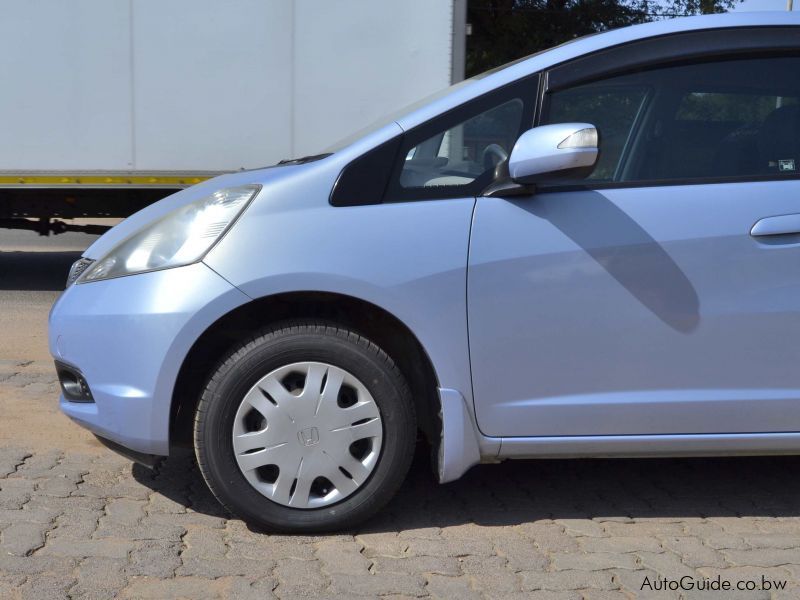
[425,573,481,600]
[520,569,618,591]
[273,558,328,598]
[3,363,800,598]
[0,521,50,556]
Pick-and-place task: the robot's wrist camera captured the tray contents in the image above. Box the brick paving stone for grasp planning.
[0,478,35,509]
[120,576,223,599]
[3,383,800,600]
[37,537,135,559]
[520,522,581,553]
[460,555,521,599]
[494,534,550,571]
[659,536,727,568]
[0,521,50,556]
[425,574,481,600]
[71,556,128,600]
[180,527,227,559]
[176,556,274,578]
[273,558,328,598]
[722,548,800,567]
[636,551,698,579]
[743,534,800,549]
[550,551,639,571]
[0,554,77,576]
[579,536,663,554]
[372,555,461,576]
[220,576,277,600]
[17,572,76,600]
[328,572,426,596]
[316,539,370,575]
[520,569,618,591]
[0,448,31,478]
[357,531,407,557]
[125,540,182,578]
[555,518,607,537]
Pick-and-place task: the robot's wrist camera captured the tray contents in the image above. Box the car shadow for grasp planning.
[518,191,701,333]
[0,250,81,291]
[132,446,800,534]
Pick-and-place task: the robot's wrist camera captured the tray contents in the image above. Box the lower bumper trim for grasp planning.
[95,434,163,468]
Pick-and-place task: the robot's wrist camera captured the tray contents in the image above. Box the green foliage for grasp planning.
[466,0,742,77]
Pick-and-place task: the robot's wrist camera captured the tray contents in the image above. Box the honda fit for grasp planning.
[50,12,800,531]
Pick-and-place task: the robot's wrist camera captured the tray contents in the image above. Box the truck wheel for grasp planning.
[193,322,416,532]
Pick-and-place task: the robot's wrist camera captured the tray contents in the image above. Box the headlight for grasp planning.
[79,184,260,283]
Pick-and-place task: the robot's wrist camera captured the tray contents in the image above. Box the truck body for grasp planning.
[0,0,465,233]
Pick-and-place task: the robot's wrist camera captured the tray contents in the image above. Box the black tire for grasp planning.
[193,321,416,532]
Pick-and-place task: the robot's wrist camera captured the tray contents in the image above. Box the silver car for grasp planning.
[50,12,800,531]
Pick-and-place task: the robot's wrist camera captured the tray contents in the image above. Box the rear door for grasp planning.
[468,46,800,437]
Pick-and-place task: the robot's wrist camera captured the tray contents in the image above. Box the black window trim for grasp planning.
[535,26,800,194]
[546,26,800,93]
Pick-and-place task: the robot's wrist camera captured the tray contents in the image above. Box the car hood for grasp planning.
[82,164,305,260]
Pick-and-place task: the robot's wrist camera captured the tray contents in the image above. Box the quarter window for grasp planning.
[385,75,538,201]
[399,99,524,190]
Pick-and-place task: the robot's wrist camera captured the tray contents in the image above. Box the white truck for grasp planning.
[0,0,466,234]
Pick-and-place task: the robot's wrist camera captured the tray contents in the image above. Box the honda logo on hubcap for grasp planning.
[297,426,320,447]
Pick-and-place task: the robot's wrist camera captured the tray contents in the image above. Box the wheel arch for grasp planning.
[170,291,443,456]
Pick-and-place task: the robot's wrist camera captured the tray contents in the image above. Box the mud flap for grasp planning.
[437,388,482,483]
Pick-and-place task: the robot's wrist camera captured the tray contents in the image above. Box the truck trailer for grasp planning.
[0,0,466,234]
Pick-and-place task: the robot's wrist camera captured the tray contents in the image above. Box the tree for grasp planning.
[466,0,742,77]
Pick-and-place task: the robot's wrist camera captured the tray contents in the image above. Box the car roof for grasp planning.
[395,12,800,132]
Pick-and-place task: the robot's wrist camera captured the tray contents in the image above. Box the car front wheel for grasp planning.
[193,322,416,532]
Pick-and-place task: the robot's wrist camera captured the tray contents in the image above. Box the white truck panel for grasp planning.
[133,0,293,171]
[0,0,456,173]
[0,0,133,170]
[292,0,454,158]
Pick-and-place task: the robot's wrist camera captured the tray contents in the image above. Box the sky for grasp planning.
[733,0,792,10]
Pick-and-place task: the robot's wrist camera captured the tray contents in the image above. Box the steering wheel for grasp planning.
[482,143,508,171]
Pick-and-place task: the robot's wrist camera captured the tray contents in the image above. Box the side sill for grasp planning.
[498,432,800,459]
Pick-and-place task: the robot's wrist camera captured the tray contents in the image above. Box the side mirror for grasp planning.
[508,123,599,184]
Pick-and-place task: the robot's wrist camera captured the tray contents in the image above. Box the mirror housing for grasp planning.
[508,123,599,184]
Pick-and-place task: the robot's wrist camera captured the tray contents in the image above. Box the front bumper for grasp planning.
[49,262,250,456]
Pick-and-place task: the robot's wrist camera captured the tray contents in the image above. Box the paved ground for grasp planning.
[3,229,800,599]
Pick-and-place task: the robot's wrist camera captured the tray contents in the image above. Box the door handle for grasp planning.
[751,214,800,237]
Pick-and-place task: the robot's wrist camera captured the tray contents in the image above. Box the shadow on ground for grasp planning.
[0,251,80,291]
[133,446,800,534]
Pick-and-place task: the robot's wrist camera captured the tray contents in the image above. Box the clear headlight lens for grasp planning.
[79,184,260,283]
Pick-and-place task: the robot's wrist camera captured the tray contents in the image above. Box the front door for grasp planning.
[469,53,800,437]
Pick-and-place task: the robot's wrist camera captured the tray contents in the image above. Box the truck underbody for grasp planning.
[0,171,217,235]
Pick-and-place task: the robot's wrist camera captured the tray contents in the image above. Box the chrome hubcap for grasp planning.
[232,361,383,509]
